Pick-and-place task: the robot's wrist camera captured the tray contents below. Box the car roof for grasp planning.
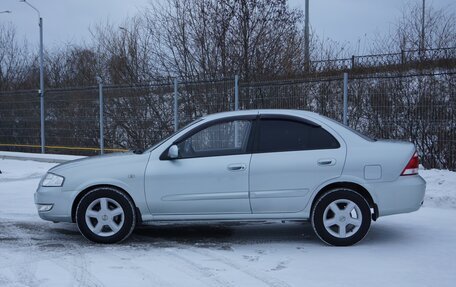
[202,109,321,120]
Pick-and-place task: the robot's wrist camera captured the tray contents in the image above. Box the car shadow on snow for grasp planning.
[131,221,322,248]
[130,221,411,248]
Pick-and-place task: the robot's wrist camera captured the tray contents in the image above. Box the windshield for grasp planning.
[144,118,204,152]
[322,116,376,142]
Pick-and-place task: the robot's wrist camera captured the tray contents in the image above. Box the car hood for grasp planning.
[49,152,137,174]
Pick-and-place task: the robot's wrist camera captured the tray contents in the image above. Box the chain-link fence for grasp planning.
[348,72,455,170]
[0,90,40,153]
[0,79,236,155]
[1,54,455,170]
[239,76,344,121]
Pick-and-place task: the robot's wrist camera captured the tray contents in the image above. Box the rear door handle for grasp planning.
[227,163,246,171]
[317,159,336,166]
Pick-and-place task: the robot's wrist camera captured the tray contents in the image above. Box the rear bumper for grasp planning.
[372,175,426,217]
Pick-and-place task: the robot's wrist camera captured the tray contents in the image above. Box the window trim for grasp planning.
[251,116,340,154]
[259,114,321,127]
[160,115,257,160]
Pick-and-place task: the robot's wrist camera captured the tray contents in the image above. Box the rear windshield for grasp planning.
[322,116,376,142]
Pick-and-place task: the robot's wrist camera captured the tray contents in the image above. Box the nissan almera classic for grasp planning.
[35,110,426,246]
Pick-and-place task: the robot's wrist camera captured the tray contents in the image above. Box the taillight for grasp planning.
[401,152,419,176]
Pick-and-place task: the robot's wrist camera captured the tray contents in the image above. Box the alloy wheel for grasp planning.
[85,197,125,237]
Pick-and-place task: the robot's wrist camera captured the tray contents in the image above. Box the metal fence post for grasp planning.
[234,75,239,111]
[40,89,45,154]
[234,75,239,146]
[343,72,349,126]
[174,78,179,132]
[97,77,104,155]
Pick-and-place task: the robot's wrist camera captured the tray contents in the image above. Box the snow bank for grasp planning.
[0,159,55,182]
[0,151,84,163]
[420,169,456,209]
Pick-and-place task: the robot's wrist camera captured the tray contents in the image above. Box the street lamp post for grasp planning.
[20,0,45,153]
[304,0,310,68]
[420,0,426,54]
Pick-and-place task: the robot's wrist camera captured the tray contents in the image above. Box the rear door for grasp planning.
[249,115,346,213]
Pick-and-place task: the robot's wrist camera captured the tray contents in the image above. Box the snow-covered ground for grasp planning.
[1,157,456,287]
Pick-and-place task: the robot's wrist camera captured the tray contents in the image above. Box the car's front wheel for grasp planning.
[76,187,136,243]
[312,189,371,246]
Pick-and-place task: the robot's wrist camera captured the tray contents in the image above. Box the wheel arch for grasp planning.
[71,184,142,223]
[311,181,379,221]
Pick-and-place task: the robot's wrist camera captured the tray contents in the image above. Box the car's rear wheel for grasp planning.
[76,187,136,243]
[312,189,371,246]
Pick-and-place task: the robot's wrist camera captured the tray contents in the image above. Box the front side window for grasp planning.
[257,119,340,153]
[177,120,251,158]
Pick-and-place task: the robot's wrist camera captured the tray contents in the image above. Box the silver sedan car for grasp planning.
[35,110,426,246]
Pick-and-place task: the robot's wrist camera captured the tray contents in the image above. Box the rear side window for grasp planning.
[257,119,340,153]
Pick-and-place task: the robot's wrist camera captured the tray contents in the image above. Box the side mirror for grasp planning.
[168,145,179,159]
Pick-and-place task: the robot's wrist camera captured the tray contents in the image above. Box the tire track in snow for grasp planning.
[162,247,234,287]
[0,220,41,287]
[0,219,103,287]
[131,233,233,287]
[185,246,291,287]
[141,232,290,287]
[98,249,174,287]
[49,244,105,287]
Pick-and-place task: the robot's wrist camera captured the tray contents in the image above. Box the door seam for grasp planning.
[248,153,253,213]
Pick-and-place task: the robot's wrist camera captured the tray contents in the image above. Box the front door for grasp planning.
[145,118,254,215]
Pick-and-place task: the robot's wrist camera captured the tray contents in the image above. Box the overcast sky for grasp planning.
[0,0,454,54]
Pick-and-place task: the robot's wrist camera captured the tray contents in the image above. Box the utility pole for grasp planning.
[420,0,425,54]
[304,0,310,71]
[21,0,45,153]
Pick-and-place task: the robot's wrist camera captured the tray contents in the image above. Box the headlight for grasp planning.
[42,173,65,187]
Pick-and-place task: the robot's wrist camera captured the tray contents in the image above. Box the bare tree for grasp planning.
[372,1,456,52]
[90,16,157,85]
[0,23,30,90]
[143,0,306,81]
[45,45,100,87]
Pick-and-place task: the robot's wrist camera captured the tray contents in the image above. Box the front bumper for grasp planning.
[34,186,74,223]
[373,175,426,217]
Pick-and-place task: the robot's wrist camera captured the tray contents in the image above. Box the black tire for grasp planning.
[76,187,136,244]
[311,189,371,246]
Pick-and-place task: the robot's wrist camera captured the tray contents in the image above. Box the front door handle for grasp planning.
[317,159,336,166]
[227,163,246,171]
